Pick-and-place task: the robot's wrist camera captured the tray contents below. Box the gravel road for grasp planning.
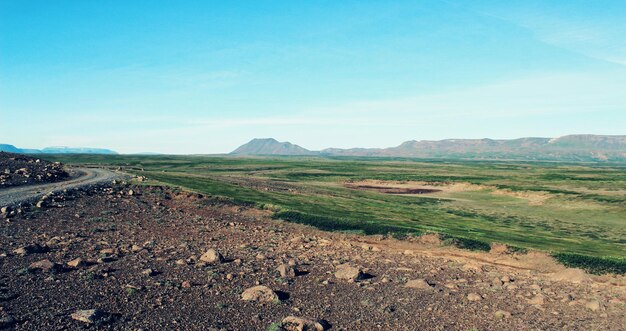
[0,167,122,207]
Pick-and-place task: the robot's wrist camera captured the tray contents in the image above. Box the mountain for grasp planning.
[0,144,118,155]
[233,135,626,162]
[39,147,117,154]
[230,138,317,156]
[0,144,22,153]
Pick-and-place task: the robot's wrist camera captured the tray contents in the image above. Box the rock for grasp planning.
[181,281,192,288]
[67,258,87,268]
[501,275,511,283]
[467,293,482,301]
[281,316,326,331]
[405,279,433,290]
[29,259,62,273]
[13,243,46,256]
[128,189,134,196]
[494,310,511,319]
[527,294,545,305]
[585,300,601,312]
[277,264,296,278]
[131,244,143,252]
[334,264,365,282]
[241,285,279,302]
[71,309,107,324]
[199,249,224,264]
[141,268,156,276]
[0,312,15,329]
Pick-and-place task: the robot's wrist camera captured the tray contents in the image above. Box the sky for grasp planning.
[1,0,625,154]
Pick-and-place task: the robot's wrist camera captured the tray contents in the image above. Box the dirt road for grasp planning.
[0,167,121,207]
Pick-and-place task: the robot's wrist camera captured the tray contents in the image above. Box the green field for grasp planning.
[48,155,626,262]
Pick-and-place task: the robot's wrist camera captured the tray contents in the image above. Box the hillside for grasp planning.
[230,138,317,156]
[317,135,625,162]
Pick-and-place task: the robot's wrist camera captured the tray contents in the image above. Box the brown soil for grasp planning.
[347,183,441,194]
[0,181,624,330]
[0,152,69,188]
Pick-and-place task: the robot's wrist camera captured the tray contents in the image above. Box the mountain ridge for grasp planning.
[231,135,626,162]
[0,144,118,155]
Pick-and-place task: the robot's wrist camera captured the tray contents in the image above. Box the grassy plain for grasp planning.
[48,155,626,260]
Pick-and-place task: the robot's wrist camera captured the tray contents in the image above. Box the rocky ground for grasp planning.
[1,181,624,331]
[0,153,68,188]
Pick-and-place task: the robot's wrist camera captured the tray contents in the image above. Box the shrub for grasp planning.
[442,235,491,252]
[272,211,420,237]
[552,253,626,275]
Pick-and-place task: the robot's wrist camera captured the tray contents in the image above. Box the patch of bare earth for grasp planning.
[345,179,552,205]
[0,184,624,330]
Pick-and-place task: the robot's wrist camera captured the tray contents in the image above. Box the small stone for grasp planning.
[527,294,545,305]
[141,268,156,276]
[67,258,87,268]
[405,279,433,289]
[128,189,134,196]
[585,300,600,312]
[467,293,482,301]
[181,281,192,288]
[71,309,107,324]
[281,316,326,331]
[278,264,296,278]
[334,264,365,282]
[131,245,143,252]
[13,243,46,256]
[241,285,279,302]
[494,310,511,319]
[29,259,62,273]
[199,249,223,264]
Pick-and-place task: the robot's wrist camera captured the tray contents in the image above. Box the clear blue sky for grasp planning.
[1,0,625,153]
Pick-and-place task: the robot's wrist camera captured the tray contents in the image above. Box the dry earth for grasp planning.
[0,169,624,330]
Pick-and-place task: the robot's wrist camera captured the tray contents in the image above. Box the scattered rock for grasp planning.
[71,309,108,324]
[241,285,279,302]
[281,316,326,331]
[334,264,365,282]
[13,243,47,256]
[550,268,589,284]
[67,258,87,268]
[405,279,433,290]
[494,310,511,319]
[467,293,482,302]
[277,264,296,278]
[141,268,156,276]
[29,259,62,273]
[585,300,601,312]
[199,249,224,264]
[527,294,545,305]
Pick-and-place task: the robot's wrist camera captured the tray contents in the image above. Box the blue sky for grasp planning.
[1,0,625,154]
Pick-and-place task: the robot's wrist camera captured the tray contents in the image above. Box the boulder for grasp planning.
[281,316,326,331]
[405,279,433,290]
[70,309,107,324]
[199,249,224,264]
[241,285,279,302]
[334,264,364,282]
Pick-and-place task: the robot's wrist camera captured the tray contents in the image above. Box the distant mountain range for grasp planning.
[0,144,117,155]
[231,135,626,162]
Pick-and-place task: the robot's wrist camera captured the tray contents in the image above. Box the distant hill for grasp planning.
[0,144,118,155]
[233,135,626,162]
[230,138,317,156]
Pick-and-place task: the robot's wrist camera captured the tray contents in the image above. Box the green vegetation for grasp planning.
[552,253,626,275]
[47,154,626,273]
